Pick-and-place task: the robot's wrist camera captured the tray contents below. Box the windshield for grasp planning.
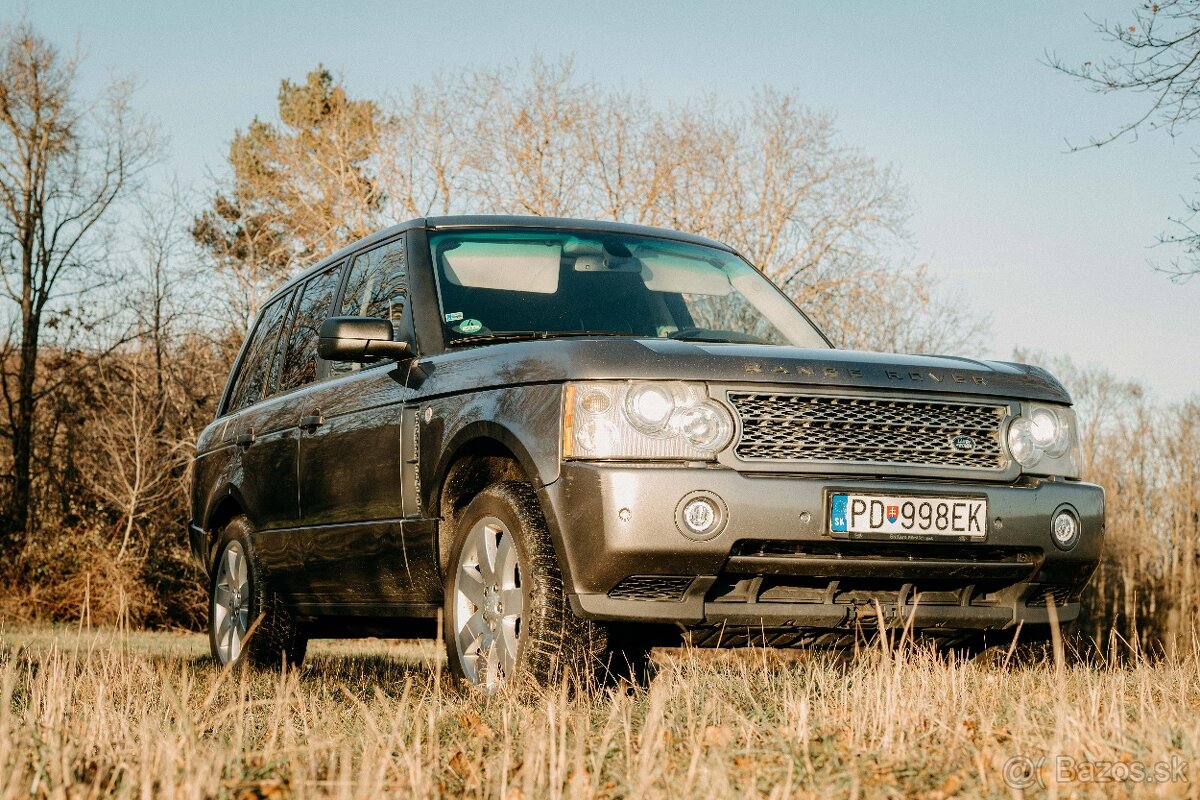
[430,229,830,348]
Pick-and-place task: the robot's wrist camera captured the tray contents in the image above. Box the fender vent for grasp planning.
[608,575,694,602]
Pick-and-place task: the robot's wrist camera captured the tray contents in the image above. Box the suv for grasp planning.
[190,216,1104,689]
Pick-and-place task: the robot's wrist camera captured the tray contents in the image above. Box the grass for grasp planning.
[0,624,1197,798]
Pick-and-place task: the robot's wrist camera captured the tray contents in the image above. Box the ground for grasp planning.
[0,624,1196,798]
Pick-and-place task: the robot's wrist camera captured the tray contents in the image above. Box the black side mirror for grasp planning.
[317,316,414,363]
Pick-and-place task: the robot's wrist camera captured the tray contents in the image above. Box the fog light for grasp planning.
[683,499,715,533]
[1051,508,1080,550]
[675,491,727,541]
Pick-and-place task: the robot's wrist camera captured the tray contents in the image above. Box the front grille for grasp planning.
[608,575,694,602]
[728,392,1008,470]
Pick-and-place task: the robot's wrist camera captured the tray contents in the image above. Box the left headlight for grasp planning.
[1006,403,1080,478]
[563,381,735,460]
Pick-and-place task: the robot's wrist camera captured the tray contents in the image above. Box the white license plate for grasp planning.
[830,494,986,537]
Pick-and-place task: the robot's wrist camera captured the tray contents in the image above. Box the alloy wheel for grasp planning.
[453,516,524,691]
[212,541,251,665]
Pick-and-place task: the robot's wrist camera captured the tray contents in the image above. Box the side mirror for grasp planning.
[317,316,414,363]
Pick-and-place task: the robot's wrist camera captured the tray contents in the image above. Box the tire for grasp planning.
[208,516,307,669]
[443,481,608,692]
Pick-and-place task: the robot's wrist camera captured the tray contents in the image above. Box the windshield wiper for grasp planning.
[447,330,634,346]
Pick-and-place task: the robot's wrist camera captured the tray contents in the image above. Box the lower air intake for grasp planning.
[608,575,695,602]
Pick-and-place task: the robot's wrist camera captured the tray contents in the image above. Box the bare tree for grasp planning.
[83,360,175,559]
[377,76,472,220]
[373,61,951,351]
[0,22,157,547]
[463,59,596,217]
[1049,1,1200,281]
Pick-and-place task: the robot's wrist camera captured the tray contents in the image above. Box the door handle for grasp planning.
[235,431,255,448]
[299,413,324,431]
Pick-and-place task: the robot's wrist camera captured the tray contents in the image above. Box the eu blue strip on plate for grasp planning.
[830,494,848,532]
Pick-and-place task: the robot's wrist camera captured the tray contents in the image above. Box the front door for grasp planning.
[297,367,411,609]
[293,235,431,610]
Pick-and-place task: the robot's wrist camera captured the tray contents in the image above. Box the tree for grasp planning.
[0,22,157,547]
[1050,1,1200,281]
[402,62,971,353]
[201,59,986,356]
[192,66,383,326]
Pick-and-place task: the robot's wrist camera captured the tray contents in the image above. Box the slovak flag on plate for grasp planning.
[886,505,899,524]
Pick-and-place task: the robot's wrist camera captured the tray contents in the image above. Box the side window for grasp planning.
[227,292,292,414]
[340,236,407,325]
[278,262,344,392]
[334,237,408,375]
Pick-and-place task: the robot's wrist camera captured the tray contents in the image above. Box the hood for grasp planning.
[416,338,1072,405]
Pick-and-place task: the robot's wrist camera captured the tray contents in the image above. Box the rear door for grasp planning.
[223,291,298,531]
[250,262,346,600]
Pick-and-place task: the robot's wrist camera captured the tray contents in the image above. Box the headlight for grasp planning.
[564,381,735,460]
[1028,406,1070,458]
[1006,403,1079,478]
[623,383,679,436]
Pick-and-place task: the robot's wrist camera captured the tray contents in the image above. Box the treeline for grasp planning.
[1050,357,1200,657]
[0,22,1194,652]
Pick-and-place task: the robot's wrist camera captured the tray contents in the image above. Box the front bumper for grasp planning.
[548,463,1104,633]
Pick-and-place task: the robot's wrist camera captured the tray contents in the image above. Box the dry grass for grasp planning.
[0,625,1197,798]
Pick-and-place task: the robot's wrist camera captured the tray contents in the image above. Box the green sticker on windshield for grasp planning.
[458,318,483,334]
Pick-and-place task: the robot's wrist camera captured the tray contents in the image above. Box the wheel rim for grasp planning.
[212,541,251,665]
[453,516,523,691]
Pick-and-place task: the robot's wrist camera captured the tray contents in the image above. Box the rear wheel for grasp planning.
[443,481,607,692]
[208,516,307,669]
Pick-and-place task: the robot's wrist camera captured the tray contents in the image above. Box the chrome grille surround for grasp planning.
[728,391,1009,470]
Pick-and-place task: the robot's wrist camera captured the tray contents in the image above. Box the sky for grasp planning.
[16,1,1200,400]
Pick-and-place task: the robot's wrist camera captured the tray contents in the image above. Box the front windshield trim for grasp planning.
[429,227,832,350]
[445,330,637,347]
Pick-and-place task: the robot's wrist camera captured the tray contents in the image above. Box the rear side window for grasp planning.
[278,263,344,392]
[334,237,408,375]
[227,292,293,414]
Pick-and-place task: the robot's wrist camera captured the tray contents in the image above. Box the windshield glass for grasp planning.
[429,228,830,348]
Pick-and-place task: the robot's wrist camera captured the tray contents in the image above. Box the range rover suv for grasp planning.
[190,216,1104,690]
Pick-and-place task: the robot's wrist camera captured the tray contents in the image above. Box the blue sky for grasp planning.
[18,1,1199,398]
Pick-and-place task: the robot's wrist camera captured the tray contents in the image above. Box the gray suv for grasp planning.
[189,216,1104,690]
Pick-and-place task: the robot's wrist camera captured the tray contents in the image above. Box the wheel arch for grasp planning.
[201,489,249,571]
[429,422,550,510]
[431,426,568,581]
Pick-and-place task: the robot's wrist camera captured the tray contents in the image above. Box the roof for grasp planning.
[425,215,736,253]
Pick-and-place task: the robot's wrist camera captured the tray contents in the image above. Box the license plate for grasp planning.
[830,493,986,538]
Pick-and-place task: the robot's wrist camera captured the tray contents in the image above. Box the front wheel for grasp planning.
[443,481,607,692]
[208,516,307,669]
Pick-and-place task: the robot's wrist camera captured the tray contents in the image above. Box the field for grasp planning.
[0,624,1197,799]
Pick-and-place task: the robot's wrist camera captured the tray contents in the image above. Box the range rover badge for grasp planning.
[951,435,976,452]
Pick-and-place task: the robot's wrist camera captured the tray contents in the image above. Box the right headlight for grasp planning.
[1006,403,1080,478]
[564,381,734,460]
